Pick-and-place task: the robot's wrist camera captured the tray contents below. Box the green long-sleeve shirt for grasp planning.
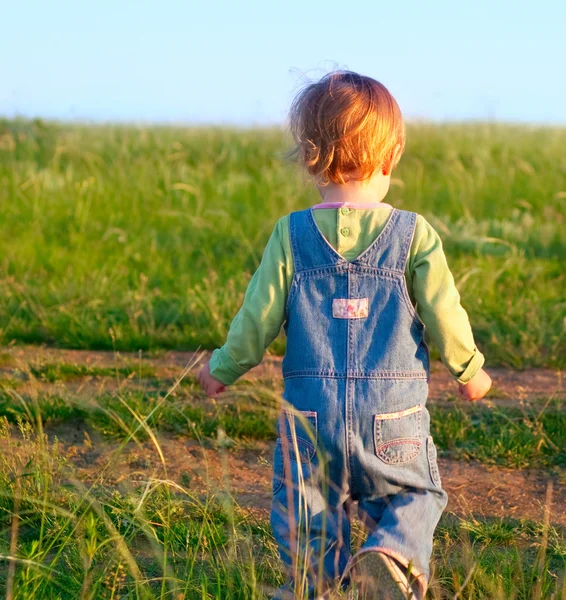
[209,205,485,386]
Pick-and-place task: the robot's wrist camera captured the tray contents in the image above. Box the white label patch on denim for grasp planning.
[332,298,369,319]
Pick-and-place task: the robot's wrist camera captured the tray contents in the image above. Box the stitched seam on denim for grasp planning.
[373,423,422,464]
[375,410,423,442]
[283,370,429,379]
[290,209,336,272]
[280,409,318,432]
[397,210,416,273]
[346,265,404,277]
[427,435,442,487]
[345,264,355,491]
[395,277,425,327]
[350,266,360,485]
[350,208,400,266]
[378,439,422,448]
[374,404,423,420]
[356,210,416,272]
[284,271,300,315]
[422,338,431,382]
[272,438,284,495]
[291,263,404,279]
[282,436,316,461]
[290,209,416,275]
[374,408,423,464]
[283,374,429,380]
[306,206,349,267]
[293,265,351,276]
[402,212,417,276]
[289,211,302,272]
[278,410,318,462]
[376,445,422,464]
[281,408,318,418]
[395,213,426,328]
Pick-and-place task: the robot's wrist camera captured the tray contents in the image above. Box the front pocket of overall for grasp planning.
[272,409,317,495]
[373,405,423,465]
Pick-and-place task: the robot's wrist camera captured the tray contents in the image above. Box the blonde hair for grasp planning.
[289,71,405,185]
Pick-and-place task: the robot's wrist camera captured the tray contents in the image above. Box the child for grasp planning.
[197,71,492,599]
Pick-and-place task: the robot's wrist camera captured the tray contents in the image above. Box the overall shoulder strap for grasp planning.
[353,209,417,272]
[289,208,346,271]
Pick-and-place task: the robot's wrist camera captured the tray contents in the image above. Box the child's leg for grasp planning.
[357,488,448,596]
[271,499,351,598]
[270,439,351,599]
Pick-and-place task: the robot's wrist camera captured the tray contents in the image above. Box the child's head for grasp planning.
[289,71,405,186]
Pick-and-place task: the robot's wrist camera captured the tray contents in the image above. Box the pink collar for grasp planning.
[312,201,393,209]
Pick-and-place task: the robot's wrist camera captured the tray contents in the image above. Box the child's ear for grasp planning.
[382,144,402,176]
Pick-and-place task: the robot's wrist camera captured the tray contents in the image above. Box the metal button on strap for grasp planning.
[341,227,350,236]
[341,207,351,215]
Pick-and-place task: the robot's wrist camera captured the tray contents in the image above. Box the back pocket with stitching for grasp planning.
[273,409,318,495]
[278,408,317,461]
[374,404,423,465]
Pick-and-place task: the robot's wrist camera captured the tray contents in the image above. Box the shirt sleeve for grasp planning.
[408,215,485,384]
[208,216,291,385]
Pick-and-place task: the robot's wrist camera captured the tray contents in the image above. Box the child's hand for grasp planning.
[197,362,226,397]
[458,368,492,401]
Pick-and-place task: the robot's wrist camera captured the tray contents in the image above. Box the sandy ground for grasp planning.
[3,423,559,529]
[1,346,563,529]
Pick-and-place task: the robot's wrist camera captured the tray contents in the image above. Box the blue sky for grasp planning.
[2,0,565,125]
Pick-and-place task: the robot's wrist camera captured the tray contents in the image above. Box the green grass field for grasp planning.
[0,119,565,598]
[0,360,564,599]
[0,118,564,366]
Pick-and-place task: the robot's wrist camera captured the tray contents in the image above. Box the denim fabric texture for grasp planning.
[270,207,449,598]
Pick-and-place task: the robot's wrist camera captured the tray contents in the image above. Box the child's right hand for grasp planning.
[196,361,226,397]
[458,368,492,402]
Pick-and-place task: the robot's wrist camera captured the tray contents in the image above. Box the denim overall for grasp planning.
[270,207,448,598]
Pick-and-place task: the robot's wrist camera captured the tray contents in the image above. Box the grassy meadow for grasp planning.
[0,357,564,599]
[0,118,565,365]
[0,119,565,598]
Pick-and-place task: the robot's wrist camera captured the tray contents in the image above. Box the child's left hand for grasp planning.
[197,361,226,397]
[458,368,492,402]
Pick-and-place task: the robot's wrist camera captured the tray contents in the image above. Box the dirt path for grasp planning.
[6,423,561,529]
[1,346,563,405]
[1,346,563,530]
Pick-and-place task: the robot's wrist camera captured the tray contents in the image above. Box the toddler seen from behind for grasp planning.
[198,71,492,599]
